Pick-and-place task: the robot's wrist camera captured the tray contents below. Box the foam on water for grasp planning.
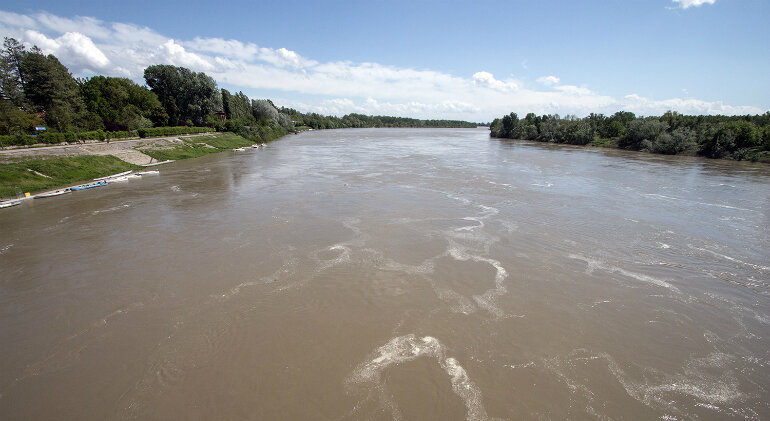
[643,193,754,212]
[312,244,352,271]
[602,351,747,412]
[441,196,511,317]
[688,245,770,273]
[91,203,131,215]
[348,334,493,421]
[569,254,680,293]
[544,349,751,419]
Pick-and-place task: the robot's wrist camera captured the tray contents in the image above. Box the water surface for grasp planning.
[1,128,768,419]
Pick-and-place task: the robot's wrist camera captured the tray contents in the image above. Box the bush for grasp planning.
[77,130,106,141]
[0,134,37,146]
[136,126,215,138]
[643,127,696,155]
[621,118,668,150]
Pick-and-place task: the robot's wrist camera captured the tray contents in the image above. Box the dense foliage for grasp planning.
[144,64,221,126]
[79,76,166,130]
[279,109,476,130]
[490,111,770,161]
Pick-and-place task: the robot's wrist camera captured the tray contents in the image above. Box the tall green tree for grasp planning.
[20,48,89,131]
[79,76,166,129]
[144,65,222,126]
[0,37,28,107]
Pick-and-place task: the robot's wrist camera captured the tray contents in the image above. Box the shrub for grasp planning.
[0,134,37,146]
[136,126,215,138]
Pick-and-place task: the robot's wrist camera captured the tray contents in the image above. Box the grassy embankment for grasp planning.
[138,132,254,161]
[0,155,139,198]
[0,132,262,199]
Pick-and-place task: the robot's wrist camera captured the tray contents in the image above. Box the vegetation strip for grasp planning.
[0,155,139,199]
[490,111,770,162]
[137,132,255,161]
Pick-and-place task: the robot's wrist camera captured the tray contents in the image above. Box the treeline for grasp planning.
[0,37,293,145]
[490,111,770,161]
[1,36,476,148]
[278,110,476,130]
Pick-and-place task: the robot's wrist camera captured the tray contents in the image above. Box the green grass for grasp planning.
[0,155,139,198]
[140,132,254,161]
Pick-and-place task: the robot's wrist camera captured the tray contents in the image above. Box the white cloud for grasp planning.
[472,71,519,92]
[672,0,716,9]
[34,12,111,39]
[22,30,110,70]
[182,37,259,61]
[257,47,317,68]
[1,9,760,121]
[0,11,36,28]
[536,75,560,86]
[159,39,214,71]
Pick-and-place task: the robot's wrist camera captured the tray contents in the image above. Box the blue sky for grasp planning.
[1,0,768,121]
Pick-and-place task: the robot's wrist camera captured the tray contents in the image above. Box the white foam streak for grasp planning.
[643,194,754,212]
[569,254,680,293]
[447,244,509,318]
[348,334,492,421]
[689,245,770,273]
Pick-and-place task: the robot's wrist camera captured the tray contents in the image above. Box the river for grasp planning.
[1,128,768,420]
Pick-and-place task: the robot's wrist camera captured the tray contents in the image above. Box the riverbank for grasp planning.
[0,132,259,199]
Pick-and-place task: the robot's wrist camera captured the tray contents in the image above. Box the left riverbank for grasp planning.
[0,132,255,199]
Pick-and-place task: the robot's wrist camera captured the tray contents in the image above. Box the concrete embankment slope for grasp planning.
[0,133,218,165]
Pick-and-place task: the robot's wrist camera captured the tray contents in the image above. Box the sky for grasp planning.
[0,0,768,122]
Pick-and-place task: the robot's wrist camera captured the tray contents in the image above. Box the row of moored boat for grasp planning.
[0,170,160,209]
[233,143,267,152]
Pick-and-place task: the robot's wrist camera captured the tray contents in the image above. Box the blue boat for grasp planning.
[70,181,107,191]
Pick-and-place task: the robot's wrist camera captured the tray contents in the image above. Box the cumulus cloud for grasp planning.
[672,0,716,9]
[472,71,519,92]
[22,30,110,70]
[1,9,760,121]
[257,47,317,68]
[536,75,560,86]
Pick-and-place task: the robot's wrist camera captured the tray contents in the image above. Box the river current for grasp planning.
[1,128,768,419]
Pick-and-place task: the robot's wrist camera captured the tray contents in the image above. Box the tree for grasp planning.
[144,64,222,126]
[620,118,668,150]
[221,89,253,122]
[701,129,736,158]
[0,100,43,135]
[537,115,561,142]
[79,76,164,130]
[20,49,88,131]
[643,127,696,155]
[0,38,28,107]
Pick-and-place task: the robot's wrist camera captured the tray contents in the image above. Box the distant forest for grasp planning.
[0,37,475,145]
[490,110,770,162]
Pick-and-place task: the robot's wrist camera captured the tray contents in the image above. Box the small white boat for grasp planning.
[107,176,129,183]
[142,160,175,167]
[259,143,266,147]
[0,199,22,208]
[35,189,71,199]
[136,170,159,176]
[94,170,132,181]
[251,144,259,148]
[124,174,141,179]
[233,147,246,151]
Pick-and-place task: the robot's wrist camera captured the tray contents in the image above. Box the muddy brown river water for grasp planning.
[1,128,769,420]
